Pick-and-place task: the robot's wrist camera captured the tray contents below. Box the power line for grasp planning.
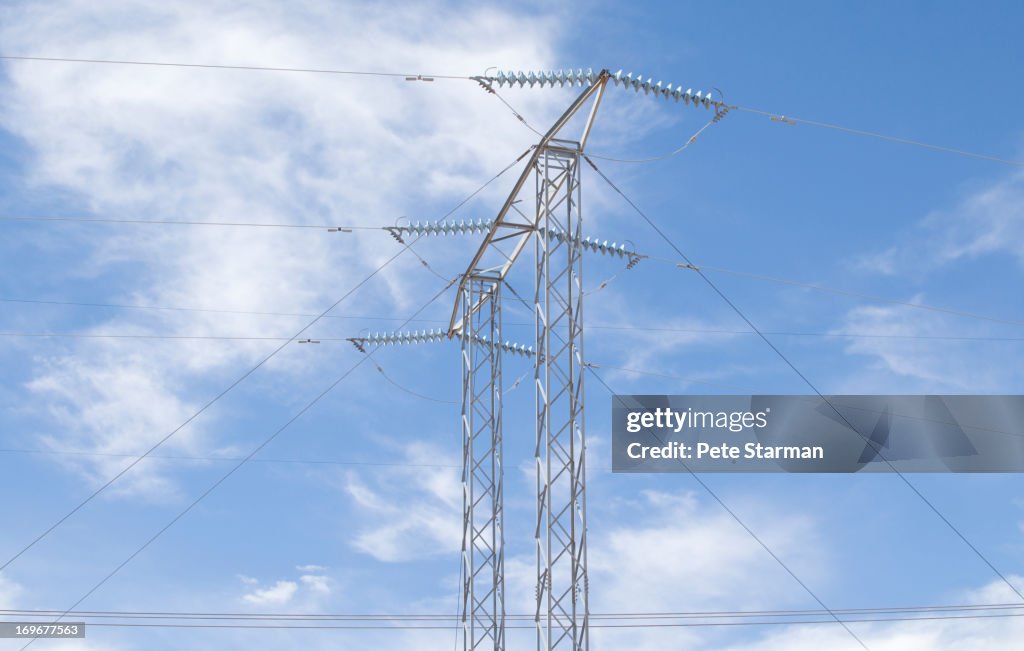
[8,602,1024,621]
[6,259,1020,333]
[0,332,299,341]
[4,56,1019,167]
[0,55,469,80]
[0,216,376,229]
[3,611,1024,630]
[0,447,457,469]
[588,325,1024,342]
[585,154,1024,605]
[0,297,441,322]
[694,265,1024,328]
[0,152,525,577]
[14,279,459,651]
[4,329,1022,343]
[734,105,1024,168]
[590,363,749,392]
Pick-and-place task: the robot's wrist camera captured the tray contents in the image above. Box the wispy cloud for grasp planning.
[343,442,460,562]
[295,564,326,572]
[830,300,1023,392]
[0,0,567,500]
[238,566,333,607]
[240,579,298,606]
[854,170,1024,276]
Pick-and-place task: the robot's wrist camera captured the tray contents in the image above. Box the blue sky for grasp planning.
[1,1,1023,649]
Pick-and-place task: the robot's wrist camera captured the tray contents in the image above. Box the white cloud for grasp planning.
[590,490,824,611]
[925,173,1024,267]
[830,300,1023,393]
[26,351,203,501]
[241,579,298,606]
[855,170,1024,276]
[299,574,332,596]
[0,0,569,500]
[296,564,326,572]
[343,442,460,562]
[238,566,333,608]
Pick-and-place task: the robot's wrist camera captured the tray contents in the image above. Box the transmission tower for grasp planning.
[450,71,610,651]
[363,67,716,651]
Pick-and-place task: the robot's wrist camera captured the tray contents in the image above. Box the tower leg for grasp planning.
[461,274,505,651]
[534,141,589,651]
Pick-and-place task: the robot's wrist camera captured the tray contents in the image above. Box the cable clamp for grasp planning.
[676,262,701,272]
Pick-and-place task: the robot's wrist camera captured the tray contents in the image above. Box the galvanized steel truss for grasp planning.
[460,274,505,651]
[455,72,609,651]
[533,141,589,651]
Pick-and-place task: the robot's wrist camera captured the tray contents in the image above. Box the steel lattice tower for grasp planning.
[533,140,588,651]
[460,274,505,651]
[363,67,716,651]
[450,70,610,651]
